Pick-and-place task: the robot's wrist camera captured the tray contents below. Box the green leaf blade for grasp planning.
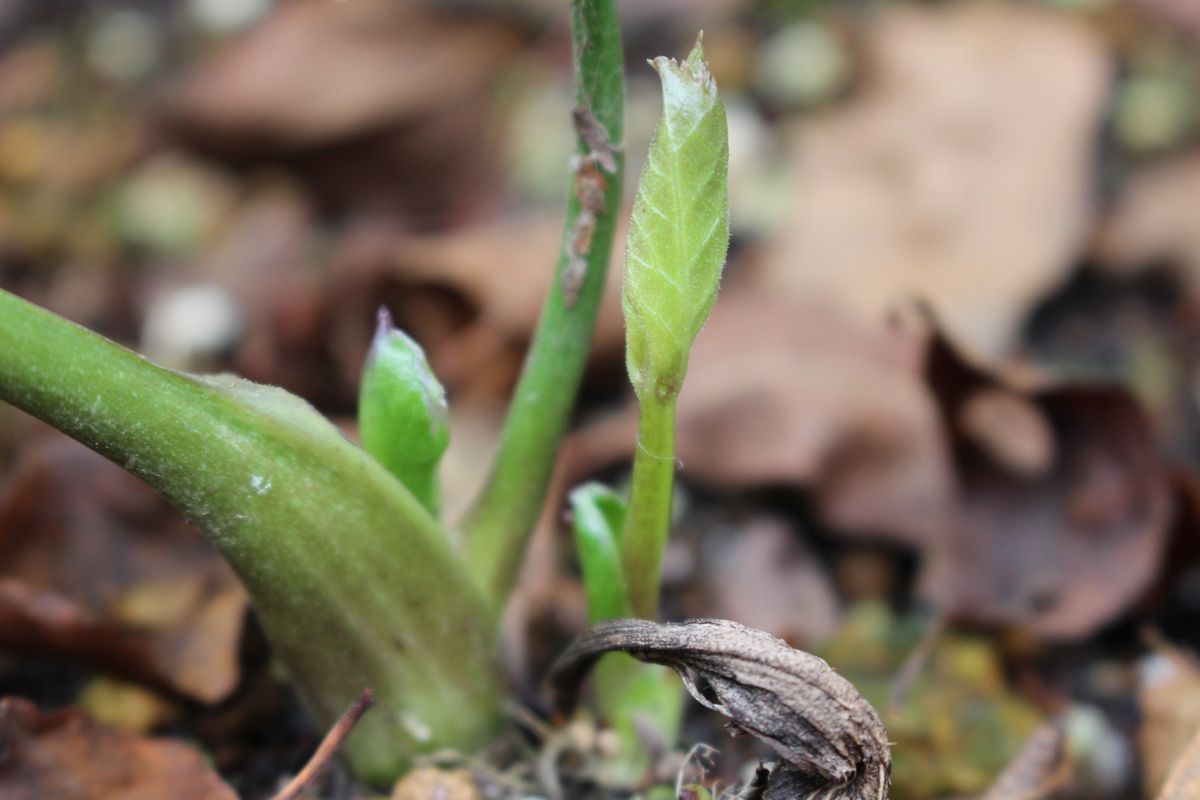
[623,37,729,402]
[569,482,631,623]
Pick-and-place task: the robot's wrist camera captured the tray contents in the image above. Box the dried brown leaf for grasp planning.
[759,1,1107,357]
[921,332,1173,638]
[0,438,248,702]
[549,618,891,800]
[0,697,237,800]
[1096,153,1200,288]
[171,0,523,148]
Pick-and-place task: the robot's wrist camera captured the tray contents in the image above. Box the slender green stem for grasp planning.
[0,289,502,785]
[620,396,676,619]
[463,0,624,607]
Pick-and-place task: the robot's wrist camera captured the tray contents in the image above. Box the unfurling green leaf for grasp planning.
[623,35,729,403]
[358,308,450,514]
[570,482,631,623]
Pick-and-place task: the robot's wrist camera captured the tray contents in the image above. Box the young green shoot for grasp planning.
[620,37,730,619]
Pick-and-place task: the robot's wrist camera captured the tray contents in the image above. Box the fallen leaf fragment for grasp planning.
[1096,153,1200,289]
[550,618,891,800]
[700,517,842,647]
[921,332,1172,638]
[760,1,1107,356]
[0,438,248,702]
[0,696,237,800]
[171,0,523,148]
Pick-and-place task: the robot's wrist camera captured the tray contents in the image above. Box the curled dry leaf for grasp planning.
[549,618,891,800]
[0,697,237,800]
[921,332,1172,638]
[0,437,248,702]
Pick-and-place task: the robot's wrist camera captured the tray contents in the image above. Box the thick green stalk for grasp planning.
[463,0,625,607]
[621,397,676,619]
[0,289,502,786]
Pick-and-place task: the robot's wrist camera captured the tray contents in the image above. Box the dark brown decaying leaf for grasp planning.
[1157,726,1200,800]
[549,618,891,800]
[0,697,237,800]
[978,723,1068,800]
[921,332,1173,638]
[0,437,248,702]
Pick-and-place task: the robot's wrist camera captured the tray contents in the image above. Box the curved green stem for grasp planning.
[0,289,502,785]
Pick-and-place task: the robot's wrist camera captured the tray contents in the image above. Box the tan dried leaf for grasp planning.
[759,1,1107,356]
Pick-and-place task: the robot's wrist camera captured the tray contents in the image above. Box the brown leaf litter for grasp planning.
[921,331,1173,638]
[757,1,1108,357]
[0,696,237,800]
[0,437,248,702]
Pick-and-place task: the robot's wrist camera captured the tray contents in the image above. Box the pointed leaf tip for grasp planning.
[374,306,395,339]
[623,32,729,402]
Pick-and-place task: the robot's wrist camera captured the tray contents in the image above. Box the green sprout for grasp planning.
[567,36,729,785]
[359,308,450,515]
[621,37,730,620]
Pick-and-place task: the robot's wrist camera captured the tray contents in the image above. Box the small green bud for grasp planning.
[623,36,729,402]
[358,308,450,514]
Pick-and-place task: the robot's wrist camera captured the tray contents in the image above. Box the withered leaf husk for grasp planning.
[548,618,891,799]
